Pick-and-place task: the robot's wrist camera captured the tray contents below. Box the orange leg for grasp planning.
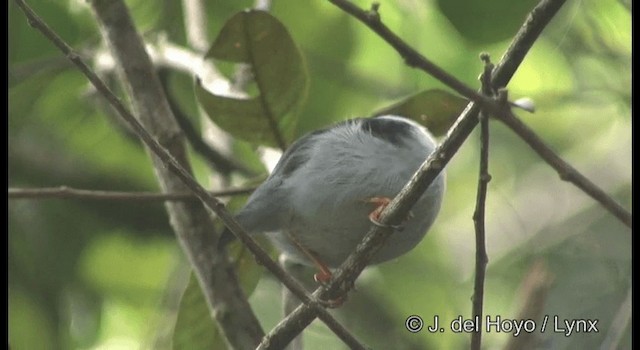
[285,232,347,307]
[367,196,392,225]
[285,232,333,284]
[366,196,410,229]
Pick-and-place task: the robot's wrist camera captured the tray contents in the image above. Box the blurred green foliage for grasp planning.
[8,0,630,349]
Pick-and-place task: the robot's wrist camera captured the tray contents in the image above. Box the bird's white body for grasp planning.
[233,115,445,268]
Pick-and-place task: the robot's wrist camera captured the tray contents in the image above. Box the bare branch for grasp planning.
[8,186,254,201]
[470,55,493,350]
[257,0,572,347]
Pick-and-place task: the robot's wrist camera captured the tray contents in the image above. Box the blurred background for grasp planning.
[9,0,630,349]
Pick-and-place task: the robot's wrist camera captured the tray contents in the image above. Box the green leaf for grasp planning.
[195,10,308,148]
[172,239,271,350]
[172,273,225,350]
[372,89,468,136]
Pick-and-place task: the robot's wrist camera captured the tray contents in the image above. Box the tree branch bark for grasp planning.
[470,56,493,350]
[8,186,254,201]
[88,1,266,348]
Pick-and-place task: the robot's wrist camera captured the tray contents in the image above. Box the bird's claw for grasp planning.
[367,196,405,230]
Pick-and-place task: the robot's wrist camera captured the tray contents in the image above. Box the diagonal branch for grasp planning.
[8,186,254,201]
[257,0,573,348]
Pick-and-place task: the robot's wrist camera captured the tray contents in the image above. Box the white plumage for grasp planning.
[224,115,445,269]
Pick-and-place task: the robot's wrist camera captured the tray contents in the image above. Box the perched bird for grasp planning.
[220,115,445,282]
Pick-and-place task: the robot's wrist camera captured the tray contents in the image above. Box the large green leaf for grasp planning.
[172,273,224,350]
[195,10,308,148]
[172,236,271,350]
[372,89,468,136]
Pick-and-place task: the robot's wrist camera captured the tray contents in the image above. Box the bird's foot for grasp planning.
[366,196,406,230]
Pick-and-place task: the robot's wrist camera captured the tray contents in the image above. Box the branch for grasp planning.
[470,55,493,350]
[257,0,571,347]
[8,186,254,201]
[13,2,367,349]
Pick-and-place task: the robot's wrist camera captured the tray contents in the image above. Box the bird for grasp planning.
[220,115,445,282]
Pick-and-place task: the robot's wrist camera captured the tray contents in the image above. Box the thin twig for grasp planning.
[12,1,367,349]
[258,0,571,347]
[470,55,493,350]
[470,118,489,350]
[8,186,255,201]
